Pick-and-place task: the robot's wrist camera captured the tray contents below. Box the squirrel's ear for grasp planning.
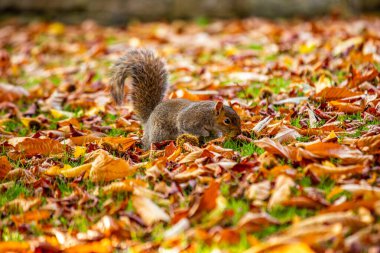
[215,101,224,116]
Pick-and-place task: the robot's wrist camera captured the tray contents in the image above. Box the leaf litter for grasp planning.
[0,16,380,252]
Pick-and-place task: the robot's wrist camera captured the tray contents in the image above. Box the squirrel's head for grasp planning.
[214,101,241,137]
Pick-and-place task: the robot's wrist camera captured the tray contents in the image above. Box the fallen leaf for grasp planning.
[0,156,12,179]
[132,195,170,226]
[268,175,295,209]
[0,83,29,102]
[7,137,65,157]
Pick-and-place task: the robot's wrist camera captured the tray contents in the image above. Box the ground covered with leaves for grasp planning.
[0,16,380,253]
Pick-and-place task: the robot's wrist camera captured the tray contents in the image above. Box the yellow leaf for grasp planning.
[44,165,62,176]
[266,243,315,253]
[299,42,316,54]
[322,130,337,142]
[73,146,86,158]
[315,75,333,94]
[85,106,105,117]
[88,150,135,182]
[20,117,40,129]
[61,163,92,178]
[50,109,74,119]
[47,22,65,35]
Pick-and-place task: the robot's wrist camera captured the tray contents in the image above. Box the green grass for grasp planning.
[298,176,312,187]
[223,139,264,157]
[329,190,352,203]
[1,227,24,242]
[247,44,263,51]
[0,183,32,207]
[71,215,90,232]
[23,77,42,89]
[338,112,363,122]
[238,82,262,100]
[55,177,73,196]
[195,16,210,27]
[269,77,291,94]
[107,128,128,137]
[225,198,250,226]
[194,233,250,252]
[253,224,287,239]
[296,136,311,142]
[268,206,315,223]
[4,120,28,136]
[317,176,335,195]
[49,75,62,86]
[291,116,302,128]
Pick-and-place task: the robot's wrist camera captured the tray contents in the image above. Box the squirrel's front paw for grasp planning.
[176,133,200,148]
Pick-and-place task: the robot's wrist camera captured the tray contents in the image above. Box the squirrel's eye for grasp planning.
[224,118,231,125]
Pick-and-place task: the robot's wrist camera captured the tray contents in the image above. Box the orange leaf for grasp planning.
[190,180,220,217]
[0,83,29,102]
[0,242,30,252]
[99,137,136,152]
[304,142,370,162]
[305,163,364,176]
[88,150,135,182]
[314,87,362,101]
[11,210,52,225]
[63,239,112,253]
[329,101,364,113]
[355,134,380,154]
[0,156,12,179]
[7,137,65,157]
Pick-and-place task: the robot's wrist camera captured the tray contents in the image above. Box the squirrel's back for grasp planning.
[110,48,168,123]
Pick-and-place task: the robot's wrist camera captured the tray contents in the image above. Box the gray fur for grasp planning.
[110,48,168,122]
[110,48,241,149]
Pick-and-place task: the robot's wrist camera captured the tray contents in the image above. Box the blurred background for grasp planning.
[0,0,379,24]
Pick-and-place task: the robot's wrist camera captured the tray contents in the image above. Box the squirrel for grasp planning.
[110,48,241,149]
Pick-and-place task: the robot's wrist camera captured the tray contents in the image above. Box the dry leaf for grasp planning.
[268,175,295,209]
[0,83,29,102]
[0,156,12,179]
[89,150,135,182]
[7,137,65,157]
[132,195,170,226]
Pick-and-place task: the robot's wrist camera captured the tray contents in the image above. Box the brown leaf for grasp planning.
[88,150,135,182]
[348,64,379,88]
[237,212,279,232]
[304,142,372,163]
[63,239,112,253]
[329,101,364,113]
[99,136,136,152]
[314,87,362,101]
[132,195,170,226]
[0,156,12,179]
[254,138,300,161]
[268,175,295,209]
[273,126,301,143]
[354,134,380,154]
[7,137,65,157]
[305,162,365,176]
[0,83,29,102]
[11,210,52,226]
[190,180,220,217]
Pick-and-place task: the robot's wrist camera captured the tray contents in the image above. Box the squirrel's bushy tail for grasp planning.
[110,48,168,123]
